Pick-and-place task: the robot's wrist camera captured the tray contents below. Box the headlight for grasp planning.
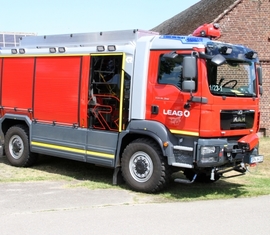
[201,146,216,155]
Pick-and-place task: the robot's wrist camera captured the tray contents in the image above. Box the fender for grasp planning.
[128,120,178,152]
[0,114,32,141]
[0,113,32,128]
[115,120,178,165]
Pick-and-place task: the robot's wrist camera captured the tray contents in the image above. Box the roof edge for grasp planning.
[212,0,243,23]
[0,32,36,35]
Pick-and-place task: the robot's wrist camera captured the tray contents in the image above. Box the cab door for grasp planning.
[146,50,201,137]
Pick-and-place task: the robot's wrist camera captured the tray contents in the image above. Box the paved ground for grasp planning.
[0,181,270,235]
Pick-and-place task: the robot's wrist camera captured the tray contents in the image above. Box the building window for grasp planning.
[0,32,35,47]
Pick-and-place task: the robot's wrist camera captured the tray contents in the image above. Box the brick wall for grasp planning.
[260,62,270,135]
[215,0,270,136]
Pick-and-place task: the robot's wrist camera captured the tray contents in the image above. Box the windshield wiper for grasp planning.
[211,91,238,97]
[241,93,256,97]
[211,91,256,97]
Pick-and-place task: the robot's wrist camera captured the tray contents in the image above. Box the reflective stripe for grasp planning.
[86,150,114,159]
[31,141,114,159]
[170,129,199,136]
[0,53,89,58]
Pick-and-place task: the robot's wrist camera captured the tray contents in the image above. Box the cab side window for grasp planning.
[158,55,184,89]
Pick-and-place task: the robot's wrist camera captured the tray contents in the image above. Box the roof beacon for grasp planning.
[192,23,221,39]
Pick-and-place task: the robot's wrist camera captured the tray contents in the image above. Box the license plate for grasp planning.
[250,155,264,164]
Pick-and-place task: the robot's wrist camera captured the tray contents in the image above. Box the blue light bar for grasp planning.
[159,35,210,44]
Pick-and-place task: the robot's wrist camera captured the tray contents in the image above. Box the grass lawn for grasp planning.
[0,137,269,201]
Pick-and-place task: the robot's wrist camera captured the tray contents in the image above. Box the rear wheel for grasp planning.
[121,138,170,193]
[5,125,37,167]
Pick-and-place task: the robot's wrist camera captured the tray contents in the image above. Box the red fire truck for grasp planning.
[0,24,264,193]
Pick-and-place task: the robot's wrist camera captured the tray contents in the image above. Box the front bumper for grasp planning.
[168,132,263,170]
[196,137,263,167]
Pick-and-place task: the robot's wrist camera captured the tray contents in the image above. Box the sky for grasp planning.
[1,0,200,35]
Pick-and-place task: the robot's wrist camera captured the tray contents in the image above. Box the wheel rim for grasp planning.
[129,151,153,183]
[8,135,24,159]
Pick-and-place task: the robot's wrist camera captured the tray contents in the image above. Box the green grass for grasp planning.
[0,137,269,201]
[0,155,115,188]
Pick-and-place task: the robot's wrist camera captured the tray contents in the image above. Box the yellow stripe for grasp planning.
[90,53,124,56]
[86,150,114,159]
[0,51,124,58]
[118,53,126,132]
[31,141,114,159]
[31,141,85,154]
[0,53,89,58]
[170,129,199,136]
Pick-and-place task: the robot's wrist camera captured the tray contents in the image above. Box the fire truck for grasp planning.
[0,24,264,193]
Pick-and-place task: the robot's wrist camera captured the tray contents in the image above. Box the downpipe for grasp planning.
[174,173,197,184]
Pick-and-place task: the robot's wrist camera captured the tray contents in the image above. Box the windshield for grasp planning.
[207,60,256,97]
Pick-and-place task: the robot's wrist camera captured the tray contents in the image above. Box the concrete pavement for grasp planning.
[0,181,270,235]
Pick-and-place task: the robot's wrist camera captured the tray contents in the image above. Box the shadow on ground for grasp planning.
[0,154,248,200]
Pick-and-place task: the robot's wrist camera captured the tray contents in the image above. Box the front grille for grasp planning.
[220,110,254,130]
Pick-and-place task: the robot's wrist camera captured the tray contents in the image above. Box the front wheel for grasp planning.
[5,125,37,167]
[121,138,170,193]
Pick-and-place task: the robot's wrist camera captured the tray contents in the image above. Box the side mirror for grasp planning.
[183,80,195,92]
[257,67,262,85]
[183,56,196,79]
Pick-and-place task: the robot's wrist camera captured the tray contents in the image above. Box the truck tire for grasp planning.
[121,138,170,193]
[4,125,37,167]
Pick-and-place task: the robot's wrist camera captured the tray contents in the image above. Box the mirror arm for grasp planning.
[184,91,194,109]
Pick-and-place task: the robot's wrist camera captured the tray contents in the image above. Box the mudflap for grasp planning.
[113,167,125,185]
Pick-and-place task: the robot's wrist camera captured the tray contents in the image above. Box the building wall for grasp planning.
[0,32,35,47]
[215,0,270,136]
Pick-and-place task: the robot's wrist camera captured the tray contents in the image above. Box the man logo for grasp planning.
[233,115,245,123]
